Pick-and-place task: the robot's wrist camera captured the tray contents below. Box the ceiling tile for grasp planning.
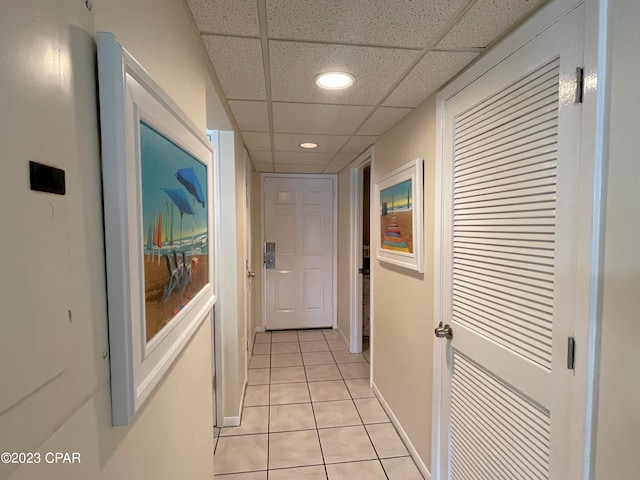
[437,0,546,48]
[274,133,348,153]
[187,0,259,36]
[269,41,417,105]
[202,36,266,100]
[242,131,271,151]
[248,151,273,164]
[253,163,274,172]
[275,164,324,174]
[383,51,479,107]
[356,107,412,136]
[273,151,334,164]
[267,0,467,48]
[273,103,372,135]
[323,164,346,174]
[340,136,378,154]
[330,153,358,166]
[228,101,269,132]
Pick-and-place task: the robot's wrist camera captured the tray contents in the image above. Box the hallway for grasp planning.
[213,330,424,479]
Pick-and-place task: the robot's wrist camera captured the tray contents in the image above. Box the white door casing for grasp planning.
[244,150,253,370]
[434,4,595,479]
[348,149,373,353]
[263,175,336,330]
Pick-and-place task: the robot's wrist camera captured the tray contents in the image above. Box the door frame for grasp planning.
[243,149,253,377]
[348,148,374,354]
[431,0,606,477]
[260,173,338,331]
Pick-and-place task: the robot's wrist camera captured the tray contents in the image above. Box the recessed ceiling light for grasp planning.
[300,142,318,149]
[315,72,355,90]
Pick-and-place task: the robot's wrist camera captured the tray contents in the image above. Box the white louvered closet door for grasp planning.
[438,5,584,480]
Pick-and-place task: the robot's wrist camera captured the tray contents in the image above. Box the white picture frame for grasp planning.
[373,158,424,273]
[97,32,216,425]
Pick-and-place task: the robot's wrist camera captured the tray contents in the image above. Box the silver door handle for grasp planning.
[247,271,256,278]
[434,322,453,339]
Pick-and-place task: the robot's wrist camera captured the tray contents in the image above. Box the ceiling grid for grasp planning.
[187,0,548,174]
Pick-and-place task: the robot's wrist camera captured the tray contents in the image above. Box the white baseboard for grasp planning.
[223,416,240,427]
[255,326,265,333]
[224,375,248,427]
[372,382,431,480]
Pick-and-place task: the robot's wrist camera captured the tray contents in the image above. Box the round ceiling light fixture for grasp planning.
[299,142,318,149]
[315,71,355,90]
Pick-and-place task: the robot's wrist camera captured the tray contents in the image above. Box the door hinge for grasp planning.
[567,337,576,370]
[575,67,584,103]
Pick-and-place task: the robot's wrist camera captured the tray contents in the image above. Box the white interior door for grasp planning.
[436,5,586,479]
[263,175,335,330]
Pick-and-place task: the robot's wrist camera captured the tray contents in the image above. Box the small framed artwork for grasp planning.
[373,158,424,273]
[97,32,216,425]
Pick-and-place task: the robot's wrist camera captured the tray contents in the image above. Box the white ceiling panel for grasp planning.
[202,36,266,100]
[253,163,274,173]
[228,101,269,132]
[269,41,417,105]
[192,0,548,175]
[242,131,271,151]
[383,51,479,107]
[323,164,346,174]
[187,0,259,36]
[356,107,412,136]
[273,103,372,135]
[275,164,324,174]
[330,153,359,166]
[248,151,273,164]
[437,0,546,48]
[273,151,334,165]
[266,0,468,48]
[340,135,378,154]
[274,133,349,153]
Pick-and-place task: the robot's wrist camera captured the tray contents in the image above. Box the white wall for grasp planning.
[0,0,217,478]
[594,0,640,477]
[210,129,247,424]
[251,174,264,337]
[337,168,353,339]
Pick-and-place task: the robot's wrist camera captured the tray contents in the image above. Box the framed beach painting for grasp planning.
[97,32,216,425]
[373,158,424,273]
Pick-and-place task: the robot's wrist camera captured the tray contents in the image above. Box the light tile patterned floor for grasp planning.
[214,329,424,480]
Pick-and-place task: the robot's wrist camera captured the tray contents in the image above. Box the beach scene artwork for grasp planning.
[140,121,209,343]
[380,178,413,254]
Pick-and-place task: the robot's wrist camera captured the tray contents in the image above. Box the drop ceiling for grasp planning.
[187,0,547,174]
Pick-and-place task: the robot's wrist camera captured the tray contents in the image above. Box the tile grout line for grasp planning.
[218,330,423,478]
[266,332,272,480]
[301,332,331,480]
[342,347,391,479]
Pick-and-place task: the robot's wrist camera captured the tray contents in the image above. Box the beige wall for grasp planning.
[0,0,215,478]
[371,96,437,467]
[594,0,640,477]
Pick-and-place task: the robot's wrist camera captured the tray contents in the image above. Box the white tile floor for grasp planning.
[214,329,424,480]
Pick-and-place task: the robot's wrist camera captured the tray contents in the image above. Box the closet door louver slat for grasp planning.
[451,57,559,371]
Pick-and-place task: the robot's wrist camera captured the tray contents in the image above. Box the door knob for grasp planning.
[247,271,256,278]
[434,322,453,339]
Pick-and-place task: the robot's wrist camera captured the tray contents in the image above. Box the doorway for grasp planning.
[361,165,371,361]
[261,174,337,330]
[348,149,373,355]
